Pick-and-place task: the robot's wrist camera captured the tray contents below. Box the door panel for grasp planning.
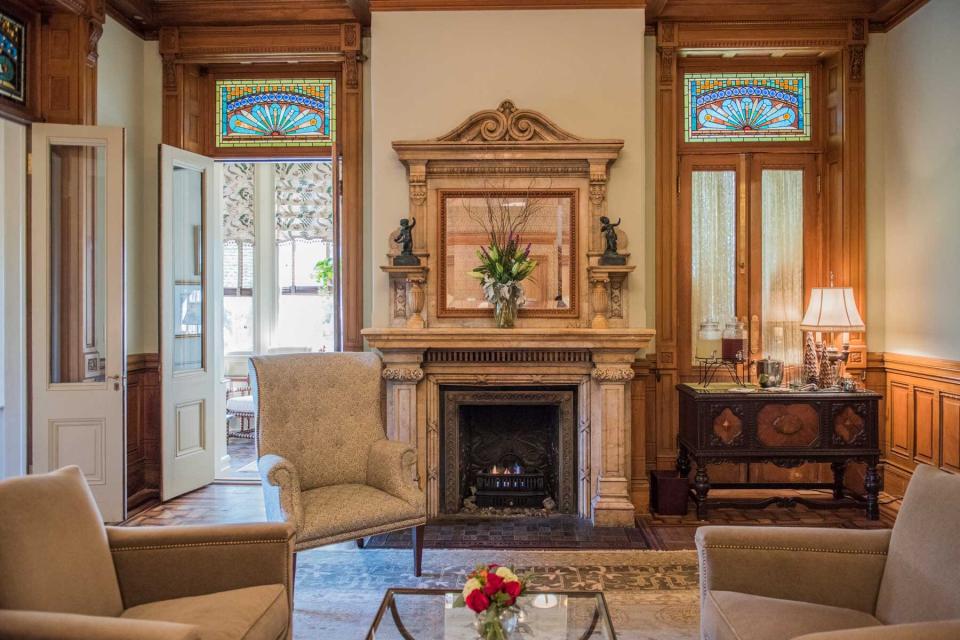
[161,145,219,500]
[31,124,125,521]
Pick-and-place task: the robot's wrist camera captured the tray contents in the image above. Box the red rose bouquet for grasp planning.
[454,563,527,640]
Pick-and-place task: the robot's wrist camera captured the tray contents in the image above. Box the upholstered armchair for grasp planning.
[0,467,294,640]
[250,352,427,575]
[697,463,960,640]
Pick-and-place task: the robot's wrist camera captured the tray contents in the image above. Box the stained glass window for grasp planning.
[684,73,810,143]
[0,12,26,103]
[215,79,335,149]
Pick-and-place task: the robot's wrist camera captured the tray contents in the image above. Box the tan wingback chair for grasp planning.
[250,352,427,575]
[697,463,960,640]
[0,466,294,640]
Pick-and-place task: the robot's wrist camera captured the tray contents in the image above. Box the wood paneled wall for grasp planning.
[878,353,960,500]
[126,353,161,512]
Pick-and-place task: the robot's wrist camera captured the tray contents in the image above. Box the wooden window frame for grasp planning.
[159,22,364,351]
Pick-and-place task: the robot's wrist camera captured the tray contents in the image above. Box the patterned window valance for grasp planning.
[274,162,334,243]
[222,162,255,243]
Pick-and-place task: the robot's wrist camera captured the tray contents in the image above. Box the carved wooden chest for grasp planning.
[676,384,883,520]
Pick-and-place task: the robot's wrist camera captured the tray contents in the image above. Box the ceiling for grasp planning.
[105,0,928,38]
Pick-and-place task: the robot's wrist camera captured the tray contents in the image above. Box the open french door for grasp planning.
[160,145,221,500]
[30,124,126,522]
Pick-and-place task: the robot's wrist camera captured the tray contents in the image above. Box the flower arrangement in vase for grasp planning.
[454,563,528,640]
[466,193,542,328]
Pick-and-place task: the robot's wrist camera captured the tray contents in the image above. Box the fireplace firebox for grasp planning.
[440,387,577,515]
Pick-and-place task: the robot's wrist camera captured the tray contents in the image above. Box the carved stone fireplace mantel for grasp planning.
[363,327,654,526]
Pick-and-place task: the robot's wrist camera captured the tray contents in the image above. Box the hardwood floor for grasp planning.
[124,483,894,550]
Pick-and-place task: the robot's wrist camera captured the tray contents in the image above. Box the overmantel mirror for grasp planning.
[389,99,629,328]
[438,188,577,317]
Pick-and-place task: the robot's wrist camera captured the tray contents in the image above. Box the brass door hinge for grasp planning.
[26,152,32,176]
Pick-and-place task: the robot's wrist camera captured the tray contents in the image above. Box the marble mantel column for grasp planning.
[363,327,654,526]
[590,351,639,526]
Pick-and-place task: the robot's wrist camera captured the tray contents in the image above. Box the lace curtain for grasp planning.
[691,171,737,362]
[761,170,804,375]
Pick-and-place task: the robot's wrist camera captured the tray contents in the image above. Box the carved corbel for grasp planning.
[343,51,360,91]
[589,163,608,207]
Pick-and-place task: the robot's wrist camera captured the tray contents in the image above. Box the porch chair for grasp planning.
[696,463,960,640]
[0,466,294,640]
[250,351,427,576]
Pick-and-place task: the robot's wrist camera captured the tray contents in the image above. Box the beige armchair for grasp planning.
[0,466,294,640]
[697,463,960,640]
[250,352,427,575]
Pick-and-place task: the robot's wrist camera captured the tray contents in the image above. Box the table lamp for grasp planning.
[799,283,864,388]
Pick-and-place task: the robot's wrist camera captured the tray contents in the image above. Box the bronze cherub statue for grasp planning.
[599,216,626,265]
[392,217,420,266]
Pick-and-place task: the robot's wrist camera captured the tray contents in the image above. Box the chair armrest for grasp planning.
[696,525,892,614]
[107,522,294,609]
[0,610,199,640]
[794,620,960,640]
[259,453,303,528]
[366,439,426,511]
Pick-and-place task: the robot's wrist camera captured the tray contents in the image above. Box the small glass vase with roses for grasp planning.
[454,563,529,640]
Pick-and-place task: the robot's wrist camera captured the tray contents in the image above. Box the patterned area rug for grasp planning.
[294,546,700,639]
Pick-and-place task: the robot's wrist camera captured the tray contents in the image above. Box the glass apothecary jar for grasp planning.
[721,317,748,363]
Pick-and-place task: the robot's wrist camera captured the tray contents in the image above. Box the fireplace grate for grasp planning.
[475,472,547,508]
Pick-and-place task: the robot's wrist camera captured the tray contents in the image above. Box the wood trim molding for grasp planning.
[869,0,929,32]
[126,352,161,512]
[370,0,645,10]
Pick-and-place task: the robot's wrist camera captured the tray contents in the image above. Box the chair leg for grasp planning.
[412,524,425,577]
[290,552,298,600]
[356,537,365,549]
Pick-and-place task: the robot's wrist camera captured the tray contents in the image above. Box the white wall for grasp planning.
[97,17,163,355]
[867,0,960,360]
[368,9,648,328]
[0,119,27,477]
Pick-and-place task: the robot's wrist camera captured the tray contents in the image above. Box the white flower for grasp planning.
[462,578,482,599]
[494,567,519,583]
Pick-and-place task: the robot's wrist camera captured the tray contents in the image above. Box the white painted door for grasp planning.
[30,124,126,522]
[160,145,219,500]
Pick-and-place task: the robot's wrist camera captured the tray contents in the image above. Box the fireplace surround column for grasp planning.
[380,350,425,445]
[589,352,637,526]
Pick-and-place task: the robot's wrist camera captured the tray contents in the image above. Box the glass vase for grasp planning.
[494,297,518,329]
[473,607,519,640]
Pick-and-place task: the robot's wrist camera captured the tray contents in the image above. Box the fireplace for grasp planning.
[440,387,577,515]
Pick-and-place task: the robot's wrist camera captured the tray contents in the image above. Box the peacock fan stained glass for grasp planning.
[684,72,811,143]
[216,79,335,149]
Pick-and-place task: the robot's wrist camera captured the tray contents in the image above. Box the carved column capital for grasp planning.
[848,45,865,83]
[591,366,635,383]
[382,367,424,383]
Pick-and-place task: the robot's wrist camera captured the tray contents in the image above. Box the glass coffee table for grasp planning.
[366,588,617,639]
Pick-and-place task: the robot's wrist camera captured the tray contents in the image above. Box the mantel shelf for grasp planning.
[362,327,655,352]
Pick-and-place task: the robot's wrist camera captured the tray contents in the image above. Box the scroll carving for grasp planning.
[591,367,635,382]
[436,99,583,143]
[343,51,359,91]
[382,367,424,382]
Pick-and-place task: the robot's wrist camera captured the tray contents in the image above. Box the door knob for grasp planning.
[107,374,126,391]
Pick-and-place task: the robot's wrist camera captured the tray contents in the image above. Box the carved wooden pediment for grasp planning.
[437,99,583,143]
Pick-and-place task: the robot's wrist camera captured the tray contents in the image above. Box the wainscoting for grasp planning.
[878,353,960,501]
[127,353,161,512]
